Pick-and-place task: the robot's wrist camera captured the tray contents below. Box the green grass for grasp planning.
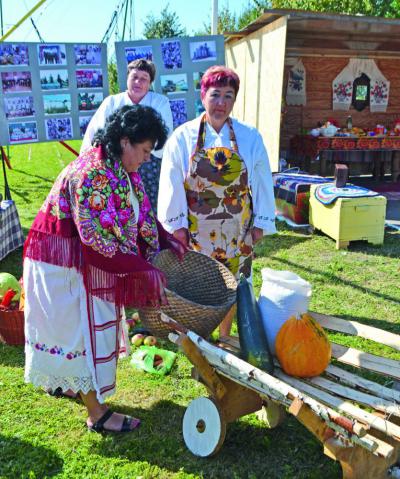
[0,142,399,478]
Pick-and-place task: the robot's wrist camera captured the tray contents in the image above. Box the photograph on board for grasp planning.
[76,69,103,88]
[8,121,38,144]
[40,69,69,90]
[193,71,205,90]
[1,71,32,93]
[38,44,67,66]
[195,98,205,117]
[79,115,94,137]
[4,96,35,119]
[161,41,182,69]
[189,41,217,62]
[45,117,73,140]
[78,92,104,111]
[125,45,153,63]
[160,73,188,95]
[43,94,72,115]
[169,98,187,128]
[74,44,102,65]
[0,44,29,66]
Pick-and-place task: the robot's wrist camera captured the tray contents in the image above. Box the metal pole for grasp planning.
[130,0,135,40]
[122,0,129,41]
[0,0,4,36]
[0,0,47,43]
[211,0,218,34]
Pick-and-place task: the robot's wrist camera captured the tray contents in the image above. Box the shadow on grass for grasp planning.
[273,256,400,308]
[0,344,24,367]
[348,230,400,258]
[10,168,54,185]
[255,226,311,258]
[309,228,399,259]
[91,399,339,479]
[0,433,63,478]
[1,247,24,279]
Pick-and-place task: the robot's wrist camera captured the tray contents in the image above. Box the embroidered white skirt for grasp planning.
[24,258,128,403]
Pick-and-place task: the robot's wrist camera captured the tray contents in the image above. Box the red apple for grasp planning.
[143,335,157,346]
[131,333,144,346]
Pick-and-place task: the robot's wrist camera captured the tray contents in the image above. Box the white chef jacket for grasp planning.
[157,116,277,235]
[80,91,173,158]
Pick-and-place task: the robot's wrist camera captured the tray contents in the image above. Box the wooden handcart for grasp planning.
[164,313,400,479]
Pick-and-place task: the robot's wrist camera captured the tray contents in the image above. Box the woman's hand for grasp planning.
[251,227,264,245]
[173,228,189,248]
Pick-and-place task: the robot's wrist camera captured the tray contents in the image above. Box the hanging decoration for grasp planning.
[286,59,306,106]
[332,59,389,112]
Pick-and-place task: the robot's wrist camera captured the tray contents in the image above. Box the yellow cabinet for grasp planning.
[309,185,387,249]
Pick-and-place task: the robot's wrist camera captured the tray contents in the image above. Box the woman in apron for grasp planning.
[158,66,276,337]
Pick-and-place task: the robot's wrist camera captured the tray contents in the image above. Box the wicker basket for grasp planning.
[139,250,237,339]
[0,309,25,346]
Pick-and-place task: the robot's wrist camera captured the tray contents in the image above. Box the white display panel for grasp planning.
[0,42,108,145]
[115,36,224,129]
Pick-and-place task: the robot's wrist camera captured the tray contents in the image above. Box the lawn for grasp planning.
[0,141,399,479]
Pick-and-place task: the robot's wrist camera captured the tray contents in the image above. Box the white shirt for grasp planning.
[80,91,173,158]
[157,116,276,235]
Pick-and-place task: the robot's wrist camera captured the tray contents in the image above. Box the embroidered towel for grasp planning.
[286,59,306,106]
[314,184,379,205]
[332,59,389,112]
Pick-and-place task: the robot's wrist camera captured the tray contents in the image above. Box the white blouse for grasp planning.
[80,91,173,158]
[157,116,276,235]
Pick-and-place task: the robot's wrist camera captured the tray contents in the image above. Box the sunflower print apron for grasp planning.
[185,115,253,279]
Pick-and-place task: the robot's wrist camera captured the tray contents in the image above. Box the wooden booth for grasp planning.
[225,9,400,181]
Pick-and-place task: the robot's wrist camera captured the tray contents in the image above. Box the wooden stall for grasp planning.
[225,9,400,179]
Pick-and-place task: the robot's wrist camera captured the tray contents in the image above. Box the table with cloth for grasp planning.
[0,200,24,261]
[289,135,400,181]
[273,172,332,224]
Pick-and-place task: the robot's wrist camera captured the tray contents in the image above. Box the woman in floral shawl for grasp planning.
[23,105,184,433]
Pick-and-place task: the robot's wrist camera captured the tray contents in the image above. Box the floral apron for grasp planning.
[185,115,253,279]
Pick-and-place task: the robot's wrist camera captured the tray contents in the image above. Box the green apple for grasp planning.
[143,335,157,346]
[131,333,144,346]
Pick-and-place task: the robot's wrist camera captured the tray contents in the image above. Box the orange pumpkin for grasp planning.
[275,313,331,377]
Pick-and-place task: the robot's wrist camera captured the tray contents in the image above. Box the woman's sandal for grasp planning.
[47,387,80,400]
[87,409,141,433]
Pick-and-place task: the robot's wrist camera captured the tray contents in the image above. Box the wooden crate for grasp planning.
[309,185,387,249]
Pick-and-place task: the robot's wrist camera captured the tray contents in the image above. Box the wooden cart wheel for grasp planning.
[182,397,227,457]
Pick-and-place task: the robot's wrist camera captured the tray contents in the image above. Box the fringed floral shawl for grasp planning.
[24,146,181,308]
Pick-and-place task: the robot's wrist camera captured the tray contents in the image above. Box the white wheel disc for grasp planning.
[182,397,226,457]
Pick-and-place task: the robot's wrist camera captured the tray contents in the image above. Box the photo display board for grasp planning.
[115,35,225,129]
[0,42,108,145]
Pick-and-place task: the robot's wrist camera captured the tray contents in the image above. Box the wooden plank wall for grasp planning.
[226,16,287,172]
[281,57,400,153]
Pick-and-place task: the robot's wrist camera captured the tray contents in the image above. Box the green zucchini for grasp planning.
[237,274,274,374]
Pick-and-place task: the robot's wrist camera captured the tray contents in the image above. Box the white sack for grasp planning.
[258,268,311,354]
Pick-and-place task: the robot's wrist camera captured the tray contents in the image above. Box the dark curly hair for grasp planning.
[92,105,168,161]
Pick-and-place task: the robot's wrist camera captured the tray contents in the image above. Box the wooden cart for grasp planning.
[164,313,400,479]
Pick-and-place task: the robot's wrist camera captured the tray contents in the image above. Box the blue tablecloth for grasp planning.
[0,200,24,261]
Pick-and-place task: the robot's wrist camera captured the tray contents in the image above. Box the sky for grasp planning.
[1,0,254,45]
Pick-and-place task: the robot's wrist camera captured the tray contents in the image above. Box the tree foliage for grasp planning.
[230,0,400,33]
[142,4,186,39]
[196,1,272,34]
[238,1,271,29]
[107,61,119,95]
[198,5,238,34]
[270,0,400,18]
